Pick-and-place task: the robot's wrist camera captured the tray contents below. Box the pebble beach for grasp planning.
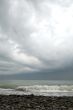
[0,95,73,110]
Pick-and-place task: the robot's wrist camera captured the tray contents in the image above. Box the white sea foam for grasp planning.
[0,88,30,95]
[16,85,73,92]
[0,85,73,96]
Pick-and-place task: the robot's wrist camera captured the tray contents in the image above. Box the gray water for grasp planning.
[0,80,73,87]
[0,80,73,96]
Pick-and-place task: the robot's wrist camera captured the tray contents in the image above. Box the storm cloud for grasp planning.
[0,0,73,75]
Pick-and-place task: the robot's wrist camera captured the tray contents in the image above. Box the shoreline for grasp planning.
[0,95,73,110]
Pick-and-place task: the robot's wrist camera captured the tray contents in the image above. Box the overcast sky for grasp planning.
[0,0,73,77]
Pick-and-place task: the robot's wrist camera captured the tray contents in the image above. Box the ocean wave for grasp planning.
[16,85,73,92]
[0,85,73,96]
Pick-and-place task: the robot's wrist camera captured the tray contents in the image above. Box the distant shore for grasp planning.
[0,95,73,110]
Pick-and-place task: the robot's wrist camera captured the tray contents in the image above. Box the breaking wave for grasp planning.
[0,85,73,96]
[16,85,73,92]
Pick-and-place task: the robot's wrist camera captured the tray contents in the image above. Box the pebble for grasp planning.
[0,95,73,110]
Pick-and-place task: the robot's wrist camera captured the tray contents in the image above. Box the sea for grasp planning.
[0,80,73,96]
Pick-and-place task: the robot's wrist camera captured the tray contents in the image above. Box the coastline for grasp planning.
[0,95,73,110]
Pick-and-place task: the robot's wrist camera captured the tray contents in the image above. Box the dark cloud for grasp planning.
[0,0,73,78]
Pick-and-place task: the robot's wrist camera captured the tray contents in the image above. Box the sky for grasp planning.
[0,0,73,79]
